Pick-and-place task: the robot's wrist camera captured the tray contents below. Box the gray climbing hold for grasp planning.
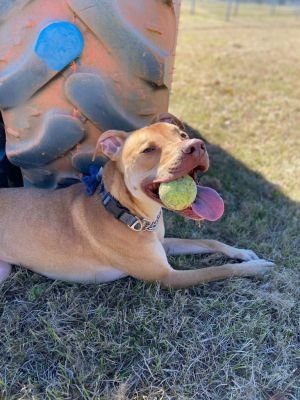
[65,72,137,132]
[72,146,106,175]
[7,110,85,168]
[0,21,84,109]
[57,177,81,189]
[66,0,170,87]
[22,168,55,188]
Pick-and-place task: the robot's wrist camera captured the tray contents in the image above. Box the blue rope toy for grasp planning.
[81,165,102,196]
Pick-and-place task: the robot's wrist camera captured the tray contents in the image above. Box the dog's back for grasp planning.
[0,185,83,270]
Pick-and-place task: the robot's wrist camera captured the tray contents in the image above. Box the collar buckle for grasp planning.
[129,217,144,232]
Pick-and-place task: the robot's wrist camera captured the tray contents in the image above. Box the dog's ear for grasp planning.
[152,112,185,130]
[93,130,129,161]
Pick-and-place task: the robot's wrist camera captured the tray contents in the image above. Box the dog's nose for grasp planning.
[181,139,206,157]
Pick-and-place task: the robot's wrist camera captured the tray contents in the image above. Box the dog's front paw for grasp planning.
[238,259,275,276]
[231,248,259,261]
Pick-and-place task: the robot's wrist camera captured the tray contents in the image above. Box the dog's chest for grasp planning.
[38,264,128,284]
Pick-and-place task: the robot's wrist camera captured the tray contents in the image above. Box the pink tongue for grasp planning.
[191,186,224,221]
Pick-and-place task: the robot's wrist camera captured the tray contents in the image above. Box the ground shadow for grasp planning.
[0,122,299,400]
[164,122,299,267]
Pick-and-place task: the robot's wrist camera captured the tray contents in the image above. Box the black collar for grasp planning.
[91,168,162,232]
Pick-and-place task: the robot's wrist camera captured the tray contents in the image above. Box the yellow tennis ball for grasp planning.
[159,175,197,210]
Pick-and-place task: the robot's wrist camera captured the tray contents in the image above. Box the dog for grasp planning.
[0,114,273,288]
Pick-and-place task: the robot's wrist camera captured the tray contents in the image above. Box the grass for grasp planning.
[1,3,300,399]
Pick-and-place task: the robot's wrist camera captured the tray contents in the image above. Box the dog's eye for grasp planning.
[180,131,189,139]
[142,146,156,154]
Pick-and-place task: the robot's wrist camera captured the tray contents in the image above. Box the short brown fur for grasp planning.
[0,115,273,287]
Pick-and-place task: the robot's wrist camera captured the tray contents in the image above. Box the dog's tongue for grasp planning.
[191,186,224,221]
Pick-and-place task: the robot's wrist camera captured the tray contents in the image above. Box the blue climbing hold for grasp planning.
[35,21,84,71]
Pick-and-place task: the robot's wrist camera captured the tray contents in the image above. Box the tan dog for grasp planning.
[0,114,273,288]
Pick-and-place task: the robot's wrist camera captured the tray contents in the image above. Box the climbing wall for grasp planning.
[0,0,181,188]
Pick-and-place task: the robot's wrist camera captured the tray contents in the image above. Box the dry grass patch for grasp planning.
[1,3,300,399]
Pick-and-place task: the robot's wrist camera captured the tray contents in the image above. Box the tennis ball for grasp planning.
[159,175,197,210]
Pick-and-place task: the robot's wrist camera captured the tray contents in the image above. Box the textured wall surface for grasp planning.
[0,0,181,188]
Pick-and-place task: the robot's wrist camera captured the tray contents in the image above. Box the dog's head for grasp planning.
[94,114,224,221]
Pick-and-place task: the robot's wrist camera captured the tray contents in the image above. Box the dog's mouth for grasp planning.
[143,166,224,221]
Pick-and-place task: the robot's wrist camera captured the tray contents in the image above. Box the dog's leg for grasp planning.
[161,259,274,289]
[163,238,259,261]
[0,261,12,284]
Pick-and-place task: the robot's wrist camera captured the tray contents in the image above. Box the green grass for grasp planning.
[1,4,300,400]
